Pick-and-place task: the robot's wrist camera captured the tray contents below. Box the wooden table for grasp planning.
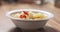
[0,3,60,32]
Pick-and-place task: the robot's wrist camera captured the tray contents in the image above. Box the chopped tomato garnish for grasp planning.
[23,11,28,15]
[20,14,26,18]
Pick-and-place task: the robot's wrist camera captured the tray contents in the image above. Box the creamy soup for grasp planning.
[11,11,47,19]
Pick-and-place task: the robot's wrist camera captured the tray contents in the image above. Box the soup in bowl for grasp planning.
[6,9,54,30]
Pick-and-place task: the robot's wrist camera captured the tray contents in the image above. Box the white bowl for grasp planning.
[6,9,54,30]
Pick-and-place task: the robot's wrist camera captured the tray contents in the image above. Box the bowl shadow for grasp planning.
[9,26,60,32]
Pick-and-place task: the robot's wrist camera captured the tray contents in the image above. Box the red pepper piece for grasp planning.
[20,14,26,18]
[23,11,28,15]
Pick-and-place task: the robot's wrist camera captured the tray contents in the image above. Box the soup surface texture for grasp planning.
[11,11,47,19]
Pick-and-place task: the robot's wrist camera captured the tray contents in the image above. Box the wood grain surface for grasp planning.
[0,3,60,32]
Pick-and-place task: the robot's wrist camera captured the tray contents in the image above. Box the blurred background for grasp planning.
[0,0,60,8]
[0,0,55,5]
[0,0,60,32]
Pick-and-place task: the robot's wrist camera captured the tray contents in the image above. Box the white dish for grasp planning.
[6,9,54,30]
